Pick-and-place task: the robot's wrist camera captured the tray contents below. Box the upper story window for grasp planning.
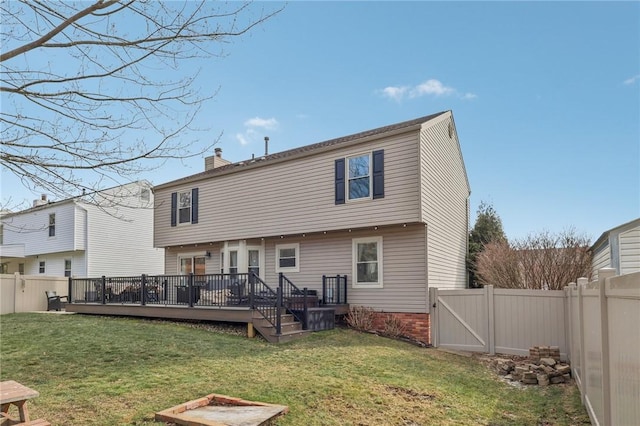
[39,261,46,274]
[0,224,3,244]
[140,189,150,202]
[276,243,300,273]
[170,188,199,226]
[178,191,191,224]
[348,154,370,200]
[48,213,56,237]
[335,150,384,205]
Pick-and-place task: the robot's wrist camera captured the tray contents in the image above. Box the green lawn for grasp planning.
[0,313,589,425]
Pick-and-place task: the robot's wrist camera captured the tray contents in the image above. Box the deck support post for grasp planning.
[247,322,255,338]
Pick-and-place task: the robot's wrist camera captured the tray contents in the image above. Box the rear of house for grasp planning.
[153,111,470,343]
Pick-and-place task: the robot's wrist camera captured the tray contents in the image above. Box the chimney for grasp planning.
[33,194,48,207]
[264,136,269,156]
[205,147,231,171]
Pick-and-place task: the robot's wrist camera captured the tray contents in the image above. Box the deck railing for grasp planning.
[322,275,348,305]
[69,273,347,334]
[69,273,253,308]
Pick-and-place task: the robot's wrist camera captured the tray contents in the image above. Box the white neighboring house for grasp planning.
[590,217,640,279]
[0,181,164,278]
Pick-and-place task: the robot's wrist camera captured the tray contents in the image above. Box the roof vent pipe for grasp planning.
[214,147,222,158]
[264,136,269,156]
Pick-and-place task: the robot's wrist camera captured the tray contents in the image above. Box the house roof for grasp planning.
[1,180,151,219]
[155,111,449,190]
[589,217,640,252]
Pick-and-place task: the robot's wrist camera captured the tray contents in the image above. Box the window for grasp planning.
[64,260,72,277]
[140,189,150,202]
[179,255,206,275]
[335,150,384,204]
[178,191,191,224]
[48,213,55,237]
[171,188,199,226]
[0,224,3,244]
[276,243,300,273]
[39,261,46,274]
[0,263,7,274]
[348,154,371,200]
[18,263,24,274]
[352,236,383,288]
[229,250,238,275]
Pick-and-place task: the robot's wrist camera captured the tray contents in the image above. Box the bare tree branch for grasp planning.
[1,0,283,209]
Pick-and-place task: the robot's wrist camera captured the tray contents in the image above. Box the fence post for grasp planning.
[429,287,438,347]
[141,274,147,306]
[101,276,106,305]
[302,287,308,330]
[188,273,194,308]
[276,287,282,335]
[598,268,616,426]
[343,275,347,304]
[486,285,495,355]
[577,277,588,404]
[322,275,326,305]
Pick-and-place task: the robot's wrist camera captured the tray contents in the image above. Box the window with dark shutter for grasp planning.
[170,192,177,227]
[191,188,199,224]
[372,149,384,199]
[335,158,345,204]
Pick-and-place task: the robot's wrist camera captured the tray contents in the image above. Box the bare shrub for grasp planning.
[346,306,376,331]
[476,228,592,290]
[382,315,407,339]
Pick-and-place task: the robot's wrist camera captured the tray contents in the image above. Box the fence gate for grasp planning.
[429,287,492,354]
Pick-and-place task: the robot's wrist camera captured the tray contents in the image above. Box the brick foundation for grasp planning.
[370,312,431,345]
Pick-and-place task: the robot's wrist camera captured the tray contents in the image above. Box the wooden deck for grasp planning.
[65,302,349,326]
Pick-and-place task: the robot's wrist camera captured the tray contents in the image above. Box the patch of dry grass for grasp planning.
[0,313,589,425]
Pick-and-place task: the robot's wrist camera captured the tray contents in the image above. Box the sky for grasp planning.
[1,1,639,243]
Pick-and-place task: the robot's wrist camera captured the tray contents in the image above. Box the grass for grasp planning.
[0,313,589,425]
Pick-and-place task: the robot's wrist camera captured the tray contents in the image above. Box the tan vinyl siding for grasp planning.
[419,112,470,289]
[592,243,611,279]
[619,227,640,275]
[262,225,428,313]
[154,131,421,247]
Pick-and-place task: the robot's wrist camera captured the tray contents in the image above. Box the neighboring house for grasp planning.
[590,218,640,279]
[0,181,164,278]
[153,110,470,343]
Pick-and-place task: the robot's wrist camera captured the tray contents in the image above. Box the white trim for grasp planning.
[346,152,373,202]
[275,243,300,273]
[352,236,383,288]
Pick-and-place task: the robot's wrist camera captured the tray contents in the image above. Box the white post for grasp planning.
[565,284,575,363]
[598,268,616,426]
[577,277,588,403]
[429,287,439,347]
[486,285,495,355]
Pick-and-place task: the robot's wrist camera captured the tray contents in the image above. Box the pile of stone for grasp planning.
[488,346,571,386]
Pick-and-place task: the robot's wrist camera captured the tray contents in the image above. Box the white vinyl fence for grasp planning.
[429,285,568,358]
[0,273,68,315]
[430,268,640,426]
[566,269,640,426]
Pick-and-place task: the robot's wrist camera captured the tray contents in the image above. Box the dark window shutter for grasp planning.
[335,158,345,205]
[372,149,384,199]
[191,188,199,224]
[170,192,177,227]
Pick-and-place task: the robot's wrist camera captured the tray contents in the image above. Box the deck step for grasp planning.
[272,329,312,344]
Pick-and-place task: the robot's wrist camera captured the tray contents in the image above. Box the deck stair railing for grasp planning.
[249,272,282,335]
[278,273,309,330]
[322,274,348,305]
